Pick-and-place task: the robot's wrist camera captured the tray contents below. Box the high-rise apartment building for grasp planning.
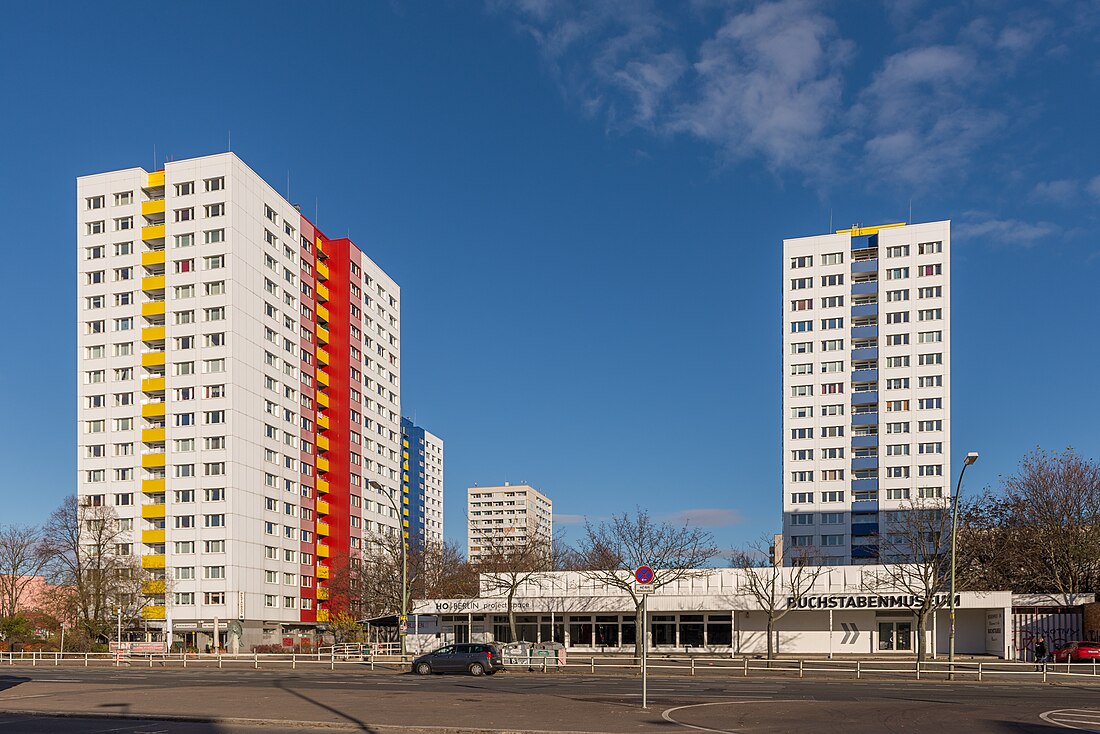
[467,484,553,565]
[401,418,444,547]
[76,153,405,648]
[782,221,951,565]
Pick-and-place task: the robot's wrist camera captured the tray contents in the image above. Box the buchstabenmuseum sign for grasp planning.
[786,594,961,610]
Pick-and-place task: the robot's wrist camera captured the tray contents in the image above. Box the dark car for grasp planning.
[1051,641,1100,663]
[412,643,502,676]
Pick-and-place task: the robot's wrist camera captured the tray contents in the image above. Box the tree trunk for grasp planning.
[634,599,645,667]
[916,611,927,662]
[507,587,518,643]
[767,616,775,661]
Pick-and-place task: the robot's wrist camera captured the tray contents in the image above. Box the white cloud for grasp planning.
[1087,175,1100,199]
[553,513,587,525]
[954,215,1060,247]
[665,508,743,528]
[1031,179,1078,203]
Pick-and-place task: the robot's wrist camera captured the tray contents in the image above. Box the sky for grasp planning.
[1,1,1098,556]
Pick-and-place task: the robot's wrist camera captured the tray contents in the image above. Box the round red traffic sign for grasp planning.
[635,565,654,584]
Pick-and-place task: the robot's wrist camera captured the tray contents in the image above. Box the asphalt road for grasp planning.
[1,667,1098,733]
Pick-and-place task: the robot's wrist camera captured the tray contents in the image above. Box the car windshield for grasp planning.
[433,646,455,655]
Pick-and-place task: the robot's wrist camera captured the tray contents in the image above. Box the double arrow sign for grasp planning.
[840,622,861,644]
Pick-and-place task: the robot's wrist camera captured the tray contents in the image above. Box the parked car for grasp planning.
[412,643,502,676]
[1051,641,1100,663]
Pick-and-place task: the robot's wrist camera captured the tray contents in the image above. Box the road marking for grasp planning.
[661,700,799,734]
[1040,709,1100,731]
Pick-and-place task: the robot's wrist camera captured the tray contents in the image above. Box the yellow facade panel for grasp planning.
[316,565,330,580]
[142,377,165,393]
[315,260,330,279]
[141,402,166,417]
[316,283,330,302]
[316,500,330,515]
[317,544,330,558]
[317,522,330,537]
[141,504,167,519]
[141,301,166,317]
[146,171,165,188]
[142,478,165,493]
[141,326,166,342]
[141,427,165,443]
[141,529,165,545]
[141,453,166,468]
[316,370,330,387]
[141,275,166,291]
[141,224,166,241]
[317,414,330,430]
[316,392,330,409]
[141,351,166,367]
[141,199,166,216]
[141,605,167,620]
[141,554,166,569]
[316,305,330,322]
[141,249,166,267]
[316,456,330,473]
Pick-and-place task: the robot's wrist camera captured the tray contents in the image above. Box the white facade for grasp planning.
[412,567,1010,658]
[420,429,445,545]
[77,153,402,646]
[467,484,553,564]
[782,221,951,565]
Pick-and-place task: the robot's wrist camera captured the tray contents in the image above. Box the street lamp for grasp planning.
[370,480,408,661]
[949,451,979,676]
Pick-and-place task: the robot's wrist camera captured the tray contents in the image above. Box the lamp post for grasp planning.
[370,480,408,661]
[949,451,979,677]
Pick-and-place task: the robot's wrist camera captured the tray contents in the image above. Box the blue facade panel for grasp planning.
[851,391,878,405]
[852,412,879,426]
[851,500,880,513]
[851,435,879,448]
[851,544,880,559]
[850,304,878,318]
[401,417,428,548]
[851,523,880,537]
[851,478,879,491]
[851,457,878,471]
[851,325,878,339]
[851,281,878,295]
[851,260,878,274]
[851,347,878,360]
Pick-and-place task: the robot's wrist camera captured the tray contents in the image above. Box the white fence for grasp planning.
[4,650,1100,682]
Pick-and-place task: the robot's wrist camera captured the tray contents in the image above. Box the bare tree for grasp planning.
[864,499,953,661]
[40,496,151,645]
[959,448,1100,604]
[576,509,717,662]
[473,532,552,643]
[729,535,825,659]
[0,524,50,620]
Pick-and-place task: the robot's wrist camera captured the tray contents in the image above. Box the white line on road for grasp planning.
[1040,708,1100,731]
[662,700,805,734]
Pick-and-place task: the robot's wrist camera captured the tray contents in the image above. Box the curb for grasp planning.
[0,709,628,734]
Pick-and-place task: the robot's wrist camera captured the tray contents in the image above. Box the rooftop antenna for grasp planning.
[908,198,913,224]
[228,130,232,152]
[829,208,833,232]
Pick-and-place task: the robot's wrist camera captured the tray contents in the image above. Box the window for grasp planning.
[86,195,105,210]
[821,295,844,308]
[918,309,942,322]
[821,425,844,437]
[205,592,226,605]
[886,289,909,302]
[918,241,943,255]
[205,540,225,553]
[791,448,814,460]
[919,352,943,366]
[886,444,910,456]
[886,466,910,478]
[886,267,909,280]
[791,471,813,482]
[204,255,225,270]
[791,299,813,311]
[791,320,813,333]
[919,420,943,432]
[204,462,225,476]
[791,363,812,375]
[204,307,225,321]
[204,229,225,244]
[822,252,844,265]
[821,512,843,524]
[790,493,814,504]
[918,486,944,498]
[885,377,909,390]
[821,360,843,373]
[204,514,226,527]
[174,464,195,478]
[886,400,909,412]
[821,274,844,287]
[204,176,224,192]
[919,442,943,454]
[175,515,195,528]
[886,333,909,346]
[822,469,844,481]
[203,332,226,347]
[203,566,225,579]
[919,286,942,299]
[204,203,225,218]
[790,535,813,547]
[885,245,909,258]
[113,241,133,256]
[790,341,812,354]
[791,277,812,290]
[918,375,942,388]
[919,263,942,276]
[821,383,843,395]
[821,318,843,330]
[790,406,813,419]
[203,358,225,373]
[919,464,943,477]
[175,593,195,606]
[204,281,226,296]
[885,355,910,368]
[886,422,910,434]
[821,339,844,351]
[821,534,845,546]
[86,270,105,284]
[919,397,943,410]
[791,428,813,439]
[204,410,226,425]
[175,181,195,196]
[918,330,942,343]
[791,385,813,397]
[885,311,910,324]
[790,514,814,525]
[790,255,812,268]
[175,208,194,222]
[114,216,133,231]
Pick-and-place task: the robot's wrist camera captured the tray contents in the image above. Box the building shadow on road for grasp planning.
[273,678,378,732]
[0,676,29,694]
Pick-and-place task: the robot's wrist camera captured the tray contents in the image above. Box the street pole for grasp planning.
[641,592,648,710]
[60,623,65,656]
[949,452,979,679]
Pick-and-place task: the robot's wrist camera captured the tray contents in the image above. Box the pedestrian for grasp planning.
[1034,636,1048,669]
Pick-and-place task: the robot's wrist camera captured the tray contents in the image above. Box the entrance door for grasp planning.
[878,621,913,651]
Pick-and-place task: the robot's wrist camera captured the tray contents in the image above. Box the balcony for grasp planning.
[141,224,166,241]
[316,457,330,473]
[851,435,879,449]
[851,304,878,318]
[316,479,330,494]
[316,587,330,601]
[316,326,330,344]
[852,499,880,513]
[142,478,165,493]
[141,250,166,267]
[141,529,165,545]
[317,414,330,430]
[141,326,166,342]
[851,325,878,340]
[141,579,166,595]
[316,566,330,580]
[851,347,878,361]
[316,304,330,322]
[316,283,330,302]
[141,402,166,418]
[315,238,325,255]
[141,351,166,367]
[316,609,330,622]
[317,349,330,366]
[402,519,409,529]
[141,453,166,468]
[316,370,330,387]
[317,522,330,537]
[141,301,166,318]
[141,605,167,620]
[852,412,878,426]
[851,544,880,559]
[851,478,879,492]
[852,391,878,406]
[851,280,878,295]
[315,260,330,279]
[316,544,330,558]
[141,427,165,443]
[141,554,166,569]
[141,377,165,393]
[142,275,166,291]
[852,523,879,537]
[141,199,166,217]
[316,392,330,409]
[141,504,166,519]
[317,435,330,452]
[316,500,330,515]
[146,171,165,188]
[851,457,878,471]
[851,259,878,274]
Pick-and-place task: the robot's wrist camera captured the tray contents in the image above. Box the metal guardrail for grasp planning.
[3,651,1099,682]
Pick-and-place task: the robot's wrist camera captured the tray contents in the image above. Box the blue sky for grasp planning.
[1,1,1098,554]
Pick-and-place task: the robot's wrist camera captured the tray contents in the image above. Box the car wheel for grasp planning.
[468,662,485,676]
[415,662,432,676]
